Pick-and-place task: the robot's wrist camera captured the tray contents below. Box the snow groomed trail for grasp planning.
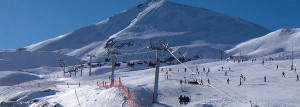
[0,59,299,107]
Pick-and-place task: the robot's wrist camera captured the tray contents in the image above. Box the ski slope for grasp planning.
[0,58,299,107]
[226,28,300,59]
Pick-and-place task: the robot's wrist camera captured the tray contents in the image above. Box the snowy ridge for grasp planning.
[26,4,142,53]
[0,50,78,70]
[226,28,300,59]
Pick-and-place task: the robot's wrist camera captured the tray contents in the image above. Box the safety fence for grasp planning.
[0,78,143,107]
[97,78,143,107]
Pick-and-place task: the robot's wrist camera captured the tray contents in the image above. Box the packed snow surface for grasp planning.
[0,58,299,107]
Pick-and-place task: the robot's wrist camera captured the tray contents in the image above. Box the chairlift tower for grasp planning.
[80,62,84,76]
[57,46,66,76]
[107,49,120,85]
[148,40,170,103]
[58,58,65,76]
[87,53,95,76]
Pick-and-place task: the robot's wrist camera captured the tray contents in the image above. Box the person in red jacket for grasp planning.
[178,95,183,105]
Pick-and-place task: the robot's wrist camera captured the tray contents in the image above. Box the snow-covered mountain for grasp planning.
[226,28,300,59]
[25,0,270,61]
[1,1,300,106]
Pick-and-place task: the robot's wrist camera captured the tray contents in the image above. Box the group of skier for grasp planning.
[178,95,190,105]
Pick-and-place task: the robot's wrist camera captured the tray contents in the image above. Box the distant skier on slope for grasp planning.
[199,78,203,85]
[282,72,285,77]
[207,79,210,84]
[296,75,299,81]
[276,65,279,70]
[178,95,183,105]
[239,78,242,85]
[264,75,267,82]
[227,78,230,84]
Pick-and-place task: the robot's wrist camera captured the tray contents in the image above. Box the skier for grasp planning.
[227,78,230,84]
[297,75,299,81]
[206,68,210,76]
[178,95,183,105]
[206,71,209,76]
[207,79,210,84]
[180,80,183,85]
[185,96,190,103]
[239,78,242,85]
[240,74,244,79]
[262,60,264,65]
[295,68,297,72]
[225,71,227,76]
[184,68,187,72]
[221,66,224,71]
[264,75,267,82]
[276,65,279,70]
[282,72,285,77]
[165,71,168,79]
[199,78,203,85]
[244,77,246,81]
[203,68,205,72]
[229,67,231,71]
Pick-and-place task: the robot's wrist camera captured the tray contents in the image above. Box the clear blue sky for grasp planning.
[0,0,299,49]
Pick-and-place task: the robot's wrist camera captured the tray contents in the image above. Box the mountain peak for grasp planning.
[26,0,271,60]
